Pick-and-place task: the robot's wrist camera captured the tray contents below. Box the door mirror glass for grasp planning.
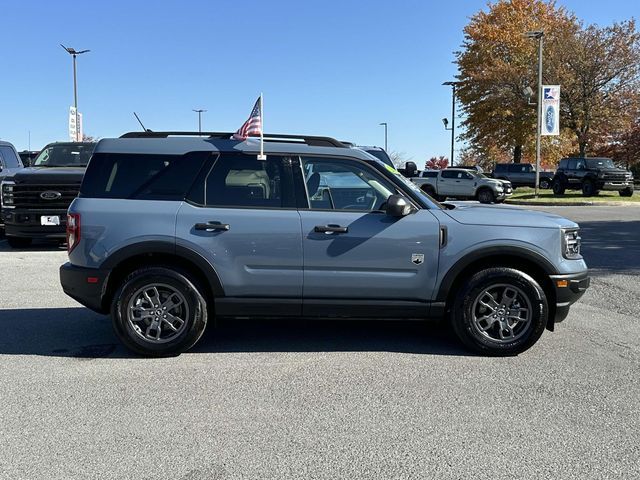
[385,194,412,217]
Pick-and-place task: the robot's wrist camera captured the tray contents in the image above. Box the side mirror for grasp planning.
[385,194,413,217]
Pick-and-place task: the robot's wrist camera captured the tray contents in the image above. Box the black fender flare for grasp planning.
[101,241,225,297]
[435,246,556,303]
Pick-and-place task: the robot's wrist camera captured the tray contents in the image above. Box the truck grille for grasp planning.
[603,173,628,182]
[10,184,79,209]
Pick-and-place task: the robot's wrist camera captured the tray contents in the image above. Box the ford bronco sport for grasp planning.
[60,131,589,357]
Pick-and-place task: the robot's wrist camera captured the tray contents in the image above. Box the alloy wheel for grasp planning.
[471,283,532,343]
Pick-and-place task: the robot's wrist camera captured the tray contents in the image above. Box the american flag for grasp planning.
[232,97,262,140]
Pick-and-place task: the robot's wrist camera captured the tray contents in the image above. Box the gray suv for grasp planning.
[60,132,590,357]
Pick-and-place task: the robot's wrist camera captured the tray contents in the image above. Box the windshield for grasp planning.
[364,149,394,168]
[585,158,615,169]
[33,143,95,167]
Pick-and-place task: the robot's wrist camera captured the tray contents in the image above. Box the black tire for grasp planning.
[582,179,596,197]
[539,179,550,189]
[477,188,495,204]
[111,266,209,356]
[552,179,565,195]
[7,237,32,248]
[619,187,634,197]
[451,267,548,356]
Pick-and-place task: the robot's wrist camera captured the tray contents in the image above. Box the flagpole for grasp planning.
[258,93,266,160]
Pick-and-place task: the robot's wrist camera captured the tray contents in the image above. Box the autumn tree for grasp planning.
[456,0,579,163]
[546,20,640,157]
[425,156,449,170]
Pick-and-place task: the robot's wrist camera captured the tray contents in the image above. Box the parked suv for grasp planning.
[1,141,96,247]
[60,131,589,357]
[552,157,634,197]
[492,163,554,189]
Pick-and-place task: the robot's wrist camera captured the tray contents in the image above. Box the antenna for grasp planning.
[133,112,151,132]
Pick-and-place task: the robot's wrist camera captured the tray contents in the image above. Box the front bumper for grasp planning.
[550,271,590,323]
[599,181,633,191]
[2,208,67,239]
[60,262,111,314]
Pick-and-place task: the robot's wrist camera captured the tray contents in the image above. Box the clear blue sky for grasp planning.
[1,0,636,163]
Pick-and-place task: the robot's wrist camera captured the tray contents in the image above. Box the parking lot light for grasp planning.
[61,44,90,141]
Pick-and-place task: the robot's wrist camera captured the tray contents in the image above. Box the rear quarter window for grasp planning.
[81,152,210,200]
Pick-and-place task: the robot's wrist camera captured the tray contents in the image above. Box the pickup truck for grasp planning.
[492,163,554,189]
[412,168,512,204]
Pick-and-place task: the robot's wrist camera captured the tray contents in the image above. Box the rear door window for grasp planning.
[190,153,295,209]
[81,152,209,200]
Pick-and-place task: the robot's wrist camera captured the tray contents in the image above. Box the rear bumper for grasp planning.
[60,262,111,314]
[550,271,590,323]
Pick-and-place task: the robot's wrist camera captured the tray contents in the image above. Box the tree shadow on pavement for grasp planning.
[0,308,470,359]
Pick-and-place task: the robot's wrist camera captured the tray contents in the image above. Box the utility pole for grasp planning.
[61,45,90,141]
[193,109,207,134]
[526,31,544,197]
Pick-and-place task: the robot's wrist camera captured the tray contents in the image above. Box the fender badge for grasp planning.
[411,254,424,265]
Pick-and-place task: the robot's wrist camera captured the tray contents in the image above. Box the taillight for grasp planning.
[67,213,81,253]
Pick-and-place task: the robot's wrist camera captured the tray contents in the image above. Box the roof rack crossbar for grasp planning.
[119,131,346,148]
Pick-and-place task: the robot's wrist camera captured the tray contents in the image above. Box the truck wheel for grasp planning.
[619,187,634,197]
[477,188,495,204]
[539,179,550,189]
[111,266,209,357]
[7,237,32,248]
[451,267,548,356]
[582,179,596,197]
[552,179,565,195]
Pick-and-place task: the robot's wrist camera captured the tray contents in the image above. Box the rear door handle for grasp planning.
[194,221,230,232]
[314,224,348,234]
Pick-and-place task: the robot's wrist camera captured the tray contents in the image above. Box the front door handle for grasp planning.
[194,221,230,232]
[314,224,348,234]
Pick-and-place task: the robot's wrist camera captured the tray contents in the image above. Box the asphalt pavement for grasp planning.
[0,205,638,479]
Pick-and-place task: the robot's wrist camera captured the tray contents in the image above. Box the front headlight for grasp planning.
[562,228,581,259]
[1,181,16,209]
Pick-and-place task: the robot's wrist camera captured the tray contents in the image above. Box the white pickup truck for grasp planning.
[411,168,513,204]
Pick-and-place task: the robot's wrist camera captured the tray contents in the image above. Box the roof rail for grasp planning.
[119,131,346,148]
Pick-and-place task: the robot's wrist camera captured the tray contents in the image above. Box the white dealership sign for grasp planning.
[68,106,83,141]
[541,85,560,136]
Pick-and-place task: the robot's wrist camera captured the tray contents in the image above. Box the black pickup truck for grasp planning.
[1,142,95,248]
[492,163,554,189]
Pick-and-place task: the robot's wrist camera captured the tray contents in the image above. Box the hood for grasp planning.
[9,167,86,185]
[444,203,578,229]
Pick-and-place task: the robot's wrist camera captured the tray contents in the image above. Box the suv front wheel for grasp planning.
[451,267,548,356]
[477,188,495,204]
[111,266,209,356]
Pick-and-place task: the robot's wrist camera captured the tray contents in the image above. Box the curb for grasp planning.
[505,199,640,207]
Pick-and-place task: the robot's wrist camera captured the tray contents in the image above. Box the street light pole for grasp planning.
[379,122,388,151]
[61,45,90,141]
[526,31,544,197]
[193,109,207,134]
[442,81,460,165]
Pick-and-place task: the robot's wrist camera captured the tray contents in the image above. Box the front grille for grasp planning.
[10,184,79,209]
[603,173,628,182]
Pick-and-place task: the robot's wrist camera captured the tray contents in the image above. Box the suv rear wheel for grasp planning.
[451,267,548,356]
[582,179,597,196]
[111,266,209,356]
